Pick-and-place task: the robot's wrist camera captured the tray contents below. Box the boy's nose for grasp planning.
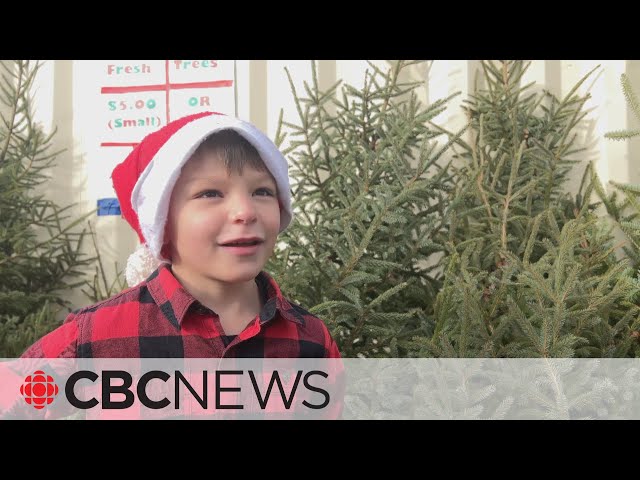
[229,196,257,224]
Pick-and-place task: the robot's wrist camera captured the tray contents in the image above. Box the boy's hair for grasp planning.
[192,129,271,178]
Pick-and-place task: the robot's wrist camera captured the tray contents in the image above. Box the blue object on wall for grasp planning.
[97,198,121,216]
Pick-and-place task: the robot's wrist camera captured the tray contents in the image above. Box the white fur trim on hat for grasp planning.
[131,115,293,262]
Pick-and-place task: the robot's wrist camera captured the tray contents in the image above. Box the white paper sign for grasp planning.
[76,60,236,202]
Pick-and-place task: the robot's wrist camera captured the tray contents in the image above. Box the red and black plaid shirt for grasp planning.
[21,264,341,359]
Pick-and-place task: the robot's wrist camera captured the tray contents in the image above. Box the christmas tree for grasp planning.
[267,61,464,357]
[270,60,640,358]
[0,60,94,357]
[593,72,640,270]
[424,61,640,358]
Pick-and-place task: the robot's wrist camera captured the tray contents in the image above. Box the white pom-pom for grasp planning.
[125,243,162,287]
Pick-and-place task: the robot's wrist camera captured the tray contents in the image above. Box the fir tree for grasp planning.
[0,60,94,357]
[592,73,640,270]
[605,73,640,141]
[423,61,640,358]
[80,221,127,304]
[267,61,463,357]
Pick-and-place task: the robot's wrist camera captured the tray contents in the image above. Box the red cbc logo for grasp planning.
[20,370,59,410]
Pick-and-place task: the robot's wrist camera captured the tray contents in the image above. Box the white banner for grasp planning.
[2,359,639,420]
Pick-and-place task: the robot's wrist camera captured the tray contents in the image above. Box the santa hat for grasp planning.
[111,111,293,286]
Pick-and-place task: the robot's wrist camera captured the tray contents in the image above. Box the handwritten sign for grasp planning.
[74,60,236,209]
[99,60,235,147]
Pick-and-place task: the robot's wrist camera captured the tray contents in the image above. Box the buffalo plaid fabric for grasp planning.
[21,264,341,359]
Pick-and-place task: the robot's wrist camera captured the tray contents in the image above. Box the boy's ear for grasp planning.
[160,242,172,261]
[161,223,172,261]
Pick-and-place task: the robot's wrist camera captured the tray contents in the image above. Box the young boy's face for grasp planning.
[165,151,281,285]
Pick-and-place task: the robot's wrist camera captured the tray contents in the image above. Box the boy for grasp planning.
[20,111,341,359]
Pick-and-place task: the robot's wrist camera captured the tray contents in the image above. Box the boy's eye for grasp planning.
[197,190,222,198]
[255,188,275,197]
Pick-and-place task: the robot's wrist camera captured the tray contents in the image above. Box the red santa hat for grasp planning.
[111,111,293,286]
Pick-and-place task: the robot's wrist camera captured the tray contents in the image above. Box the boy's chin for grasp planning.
[219,273,261,284]
[208,266,264,283]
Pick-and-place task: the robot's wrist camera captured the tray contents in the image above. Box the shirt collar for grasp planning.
[145,264,303,329]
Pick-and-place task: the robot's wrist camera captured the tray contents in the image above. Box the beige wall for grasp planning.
[28,60,640,312]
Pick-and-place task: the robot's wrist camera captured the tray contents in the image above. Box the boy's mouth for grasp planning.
[219,237,264,256]
[219,237,264,247]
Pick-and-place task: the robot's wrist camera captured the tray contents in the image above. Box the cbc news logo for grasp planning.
[20,370,59,410]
